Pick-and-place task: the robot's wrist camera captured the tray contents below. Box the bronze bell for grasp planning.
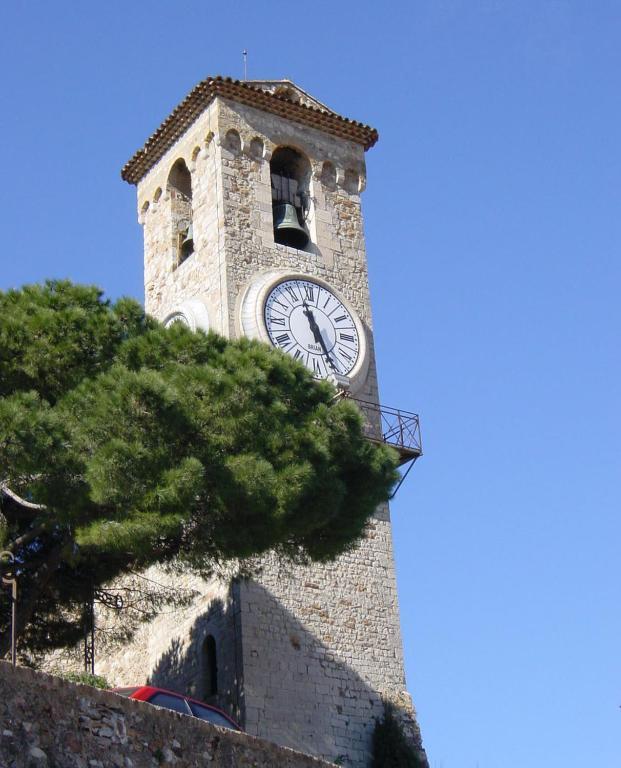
[180,223,194,260]
[273,203,309,249]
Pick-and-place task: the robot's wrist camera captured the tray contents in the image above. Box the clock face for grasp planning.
[264,278,360,379]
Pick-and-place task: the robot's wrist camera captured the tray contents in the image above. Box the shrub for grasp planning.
[371,702,426,768]
[60,671,110,689]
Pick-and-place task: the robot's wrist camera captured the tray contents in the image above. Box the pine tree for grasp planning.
[372,703,427,768]
[0,280,398,657]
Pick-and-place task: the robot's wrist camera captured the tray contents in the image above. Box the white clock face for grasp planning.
[264,278,360,379]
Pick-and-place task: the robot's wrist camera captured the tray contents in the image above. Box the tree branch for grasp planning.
[8,522,48,553]
[0,483,47,511]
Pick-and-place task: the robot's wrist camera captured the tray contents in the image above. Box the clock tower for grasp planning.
[114,76,426,767]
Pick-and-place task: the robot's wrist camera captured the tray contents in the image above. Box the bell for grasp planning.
[273,203,309,249]
[180,223,194,260]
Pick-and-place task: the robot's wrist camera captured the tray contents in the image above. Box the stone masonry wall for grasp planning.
[138,100,229,335]
[216,98,380,402]
[0,662,333,768]
[213,98,425,766]
[93,569,243,724]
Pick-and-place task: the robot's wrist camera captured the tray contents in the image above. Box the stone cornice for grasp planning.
[121,76,379,185]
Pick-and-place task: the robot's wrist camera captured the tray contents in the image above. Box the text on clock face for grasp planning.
[263,279,360,378]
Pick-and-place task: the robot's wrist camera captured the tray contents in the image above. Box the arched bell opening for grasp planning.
[270,146,312,251]
[167,158,194,267]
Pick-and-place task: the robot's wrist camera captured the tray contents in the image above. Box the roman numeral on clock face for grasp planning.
[269,316,286,326]
[339,333,355,342]
[334,315,347,323]
[304,285,314,302]
[275,333,291,346]
[338,348,353,361]
[285,286,298,303]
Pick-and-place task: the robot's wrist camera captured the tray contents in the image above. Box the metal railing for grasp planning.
[346,397,422,463]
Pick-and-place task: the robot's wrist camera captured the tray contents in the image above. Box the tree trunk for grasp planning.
[0,541,64,659]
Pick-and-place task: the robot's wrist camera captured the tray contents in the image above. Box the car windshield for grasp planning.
[188,701,238,730]
[149,692,191,715]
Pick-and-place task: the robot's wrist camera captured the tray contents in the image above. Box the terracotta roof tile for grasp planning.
[121,76,379,185]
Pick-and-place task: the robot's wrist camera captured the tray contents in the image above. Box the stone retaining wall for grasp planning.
[0,662,333,768]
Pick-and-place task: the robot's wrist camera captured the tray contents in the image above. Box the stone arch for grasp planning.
[249,136,264,160]
[167,158,192,198]
[343,168,360,194]
[269,145,312,250]
[167,159,194,265]
[223,128,242,155]
[320,160,337,190]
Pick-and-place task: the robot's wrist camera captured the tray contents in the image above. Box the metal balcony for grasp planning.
[345,396,422,496]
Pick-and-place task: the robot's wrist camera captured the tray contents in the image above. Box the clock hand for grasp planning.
[302,302,322,343]
[302,302,338,372]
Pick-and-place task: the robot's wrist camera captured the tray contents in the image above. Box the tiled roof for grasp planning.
[121,76,379,185]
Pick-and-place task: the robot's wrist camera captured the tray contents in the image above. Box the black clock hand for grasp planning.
[302,302,322,343]
[303,302,338,371]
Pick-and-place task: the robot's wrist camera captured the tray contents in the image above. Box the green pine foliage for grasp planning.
[372,703,427,768]
[0,281,399,656]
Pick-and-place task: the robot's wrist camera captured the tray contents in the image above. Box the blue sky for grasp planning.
[1,2,619,766]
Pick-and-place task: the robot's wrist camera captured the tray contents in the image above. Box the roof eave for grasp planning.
[121,76,379,186]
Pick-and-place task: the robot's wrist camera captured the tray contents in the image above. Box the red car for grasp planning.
[113,685,241,732]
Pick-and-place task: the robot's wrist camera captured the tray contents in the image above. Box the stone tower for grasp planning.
[107,76,426,767]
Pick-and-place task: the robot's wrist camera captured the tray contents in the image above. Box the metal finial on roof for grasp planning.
[242,50,248,81]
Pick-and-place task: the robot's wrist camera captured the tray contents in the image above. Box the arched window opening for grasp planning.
[344,168,360,194]
[224,129,242,155]
[167,159,194,265]
[249,136,264,160]
[203,635,218,698]
[321,160,336,189]
[270,146,311,250]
